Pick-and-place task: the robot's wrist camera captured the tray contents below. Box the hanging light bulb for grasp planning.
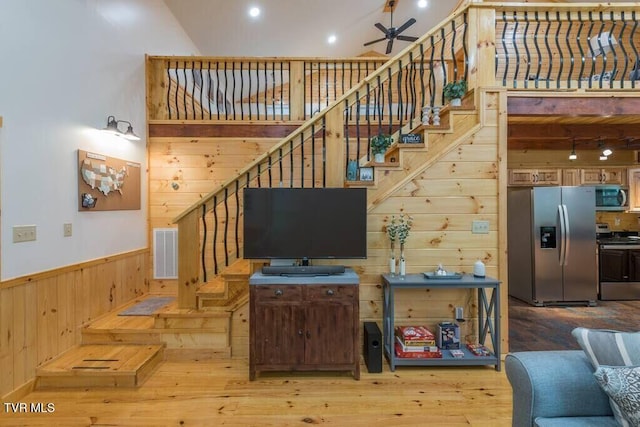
[568,139,577,160]
[597,138,609,160]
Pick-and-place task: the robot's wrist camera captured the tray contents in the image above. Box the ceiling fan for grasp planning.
[364,0,418,55]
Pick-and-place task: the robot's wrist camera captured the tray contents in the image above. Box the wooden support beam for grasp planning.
[508,97,640,117]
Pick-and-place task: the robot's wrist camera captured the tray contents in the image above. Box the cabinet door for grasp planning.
[599,249,628,281]
[508,169,536,186]
[603,168,626,185]
[304,285,357,366]
[251,286,305,366]
[562,169,580,186]
[536,169,561,185]
[629,250,640,281]
[581,169,605,185]
[629,168,640,212]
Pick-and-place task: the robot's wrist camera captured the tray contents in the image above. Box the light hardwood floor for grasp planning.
[2,358,512,426]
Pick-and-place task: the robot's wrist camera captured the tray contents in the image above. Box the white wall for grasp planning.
[0,0,198,280]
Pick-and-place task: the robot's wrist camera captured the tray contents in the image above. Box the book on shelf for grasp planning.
[395,336,438,353]
[395,325,436,346]
[394,342,442,359]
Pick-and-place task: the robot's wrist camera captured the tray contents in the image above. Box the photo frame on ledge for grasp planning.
[359,166,374,182]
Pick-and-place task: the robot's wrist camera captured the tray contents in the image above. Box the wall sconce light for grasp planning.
[102,116,140,141]
[568,139,577,160]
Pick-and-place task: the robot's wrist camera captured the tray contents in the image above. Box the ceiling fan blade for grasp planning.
[397,35,418,42]
[375,22,390,35]
[364,37,388,47]
[386,39,394,55]
[396,18,416,34]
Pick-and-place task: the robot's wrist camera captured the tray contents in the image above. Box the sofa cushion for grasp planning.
[594,365,640,427]
[534,416,619,427]
[572,327,640,427]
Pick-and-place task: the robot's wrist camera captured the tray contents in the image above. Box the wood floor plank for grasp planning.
[7,358,512,426]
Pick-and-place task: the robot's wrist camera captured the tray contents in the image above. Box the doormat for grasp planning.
[118,297,175,316]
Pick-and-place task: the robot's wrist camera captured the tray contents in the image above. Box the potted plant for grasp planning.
[370,133,393,163]
[443,79,467,107]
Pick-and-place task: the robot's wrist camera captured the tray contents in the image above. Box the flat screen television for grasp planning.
[243,188,367,261]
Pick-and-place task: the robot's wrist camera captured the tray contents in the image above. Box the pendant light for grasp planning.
[568,139,577,160]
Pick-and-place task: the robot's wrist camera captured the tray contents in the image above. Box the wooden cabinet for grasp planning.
[628,168,640,212]
[580,168,626,185]
[508,169,561,186]
[249,271,360,380]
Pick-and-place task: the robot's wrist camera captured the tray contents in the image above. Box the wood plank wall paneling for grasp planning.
[148,89,503,352]
[0,250,148,398]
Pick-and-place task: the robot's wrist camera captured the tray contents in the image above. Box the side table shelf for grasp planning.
[381,273,501,371]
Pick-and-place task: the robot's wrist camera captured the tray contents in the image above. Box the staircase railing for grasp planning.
[169,7,471,308]
[164,2,640,308]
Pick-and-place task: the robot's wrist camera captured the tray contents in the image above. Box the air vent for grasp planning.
[153,228,178,279]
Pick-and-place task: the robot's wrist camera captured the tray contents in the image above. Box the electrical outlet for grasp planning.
[472,220,490,234]
[455,306,464,320]
[64,223,72,237]
[13,225,37,243]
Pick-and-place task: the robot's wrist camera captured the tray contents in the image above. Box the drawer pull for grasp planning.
[326,289,335,296]
[274,289,283,296]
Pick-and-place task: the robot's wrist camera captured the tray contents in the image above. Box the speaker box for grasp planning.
[363,321,382,373]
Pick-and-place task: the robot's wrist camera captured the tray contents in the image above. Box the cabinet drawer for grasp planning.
[304,285,357,300]
[251,285,302,301]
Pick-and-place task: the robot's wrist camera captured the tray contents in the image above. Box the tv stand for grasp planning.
[261,265,345,276]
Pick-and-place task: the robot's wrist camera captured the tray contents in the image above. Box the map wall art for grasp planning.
[77,150,141,211]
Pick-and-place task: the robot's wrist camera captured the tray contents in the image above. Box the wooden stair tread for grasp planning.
[196,277,226,298]
[36,344,164,388]
[37,344,163,376]
[222,259,251,278]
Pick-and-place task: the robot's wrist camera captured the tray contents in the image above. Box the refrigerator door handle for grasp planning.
[562,204,570,266]
[558,204,566,266]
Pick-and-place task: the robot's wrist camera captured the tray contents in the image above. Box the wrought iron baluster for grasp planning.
[554,12,564,88]
[167,61,173,119]
[182,61,188,119]
[240,62,245,120]
[565,13,575,88]
[544,12,553,89]
[223,61,229,120]
[300,133,304,187]
[267,155,272,187]
[523,12,532,88]
[577,12,586,88]
[234,181,240,258]
[212,195,218,275]
[311,124,316,187]
[223,188,229,267]
[201,204,207,282]
[501,12,509,86]
[231,61,237,120]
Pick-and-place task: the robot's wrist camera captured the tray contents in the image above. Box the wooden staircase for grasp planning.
[34,261,251,389]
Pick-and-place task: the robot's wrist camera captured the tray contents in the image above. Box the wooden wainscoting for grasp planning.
[0,249,149,400]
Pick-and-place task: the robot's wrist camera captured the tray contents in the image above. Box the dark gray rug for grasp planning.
[118,297,175,316]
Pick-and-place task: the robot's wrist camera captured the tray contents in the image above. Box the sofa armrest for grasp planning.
[505,350,612,427]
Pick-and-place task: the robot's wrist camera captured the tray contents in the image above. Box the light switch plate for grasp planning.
[64,223,72,237]
[13,225,37,243]
[472,220,490,234]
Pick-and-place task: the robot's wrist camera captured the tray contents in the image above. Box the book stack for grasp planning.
[394,326,442,359]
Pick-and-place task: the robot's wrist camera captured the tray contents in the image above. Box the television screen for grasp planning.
[243,188,367,259]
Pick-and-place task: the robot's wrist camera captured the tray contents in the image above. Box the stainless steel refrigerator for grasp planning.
[508,186,597,306]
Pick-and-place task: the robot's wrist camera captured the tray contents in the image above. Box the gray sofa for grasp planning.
[505,350,617,427]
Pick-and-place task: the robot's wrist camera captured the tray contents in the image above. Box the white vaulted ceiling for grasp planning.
[163,0,459,57]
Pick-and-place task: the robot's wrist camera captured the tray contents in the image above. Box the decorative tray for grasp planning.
[423,272,463,280]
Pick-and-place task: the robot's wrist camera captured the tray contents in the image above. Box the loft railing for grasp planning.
[491,3,640,89]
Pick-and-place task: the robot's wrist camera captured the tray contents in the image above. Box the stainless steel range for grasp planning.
[597,223,640,300]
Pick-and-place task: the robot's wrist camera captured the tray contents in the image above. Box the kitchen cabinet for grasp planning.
[580,168,626,185]
[249,270,360,380]
[628,168,640,212]
[508,168,561,186]
[562,169,581,186]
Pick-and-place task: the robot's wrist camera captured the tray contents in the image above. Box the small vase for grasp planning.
[390,255,396,276]
[450,98,462,107]
[421,106,431,125]
[432,106,441,126]
[399,243,406,277]
[374,153,385,163]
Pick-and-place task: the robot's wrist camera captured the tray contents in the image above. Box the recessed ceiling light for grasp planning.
[418,0,428,8]
[249,7,260,18]
[327,34,337,44]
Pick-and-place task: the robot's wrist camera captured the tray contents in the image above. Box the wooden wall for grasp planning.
[148,89,506,354]
[148,137,282,293]
[0,250,148,398]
